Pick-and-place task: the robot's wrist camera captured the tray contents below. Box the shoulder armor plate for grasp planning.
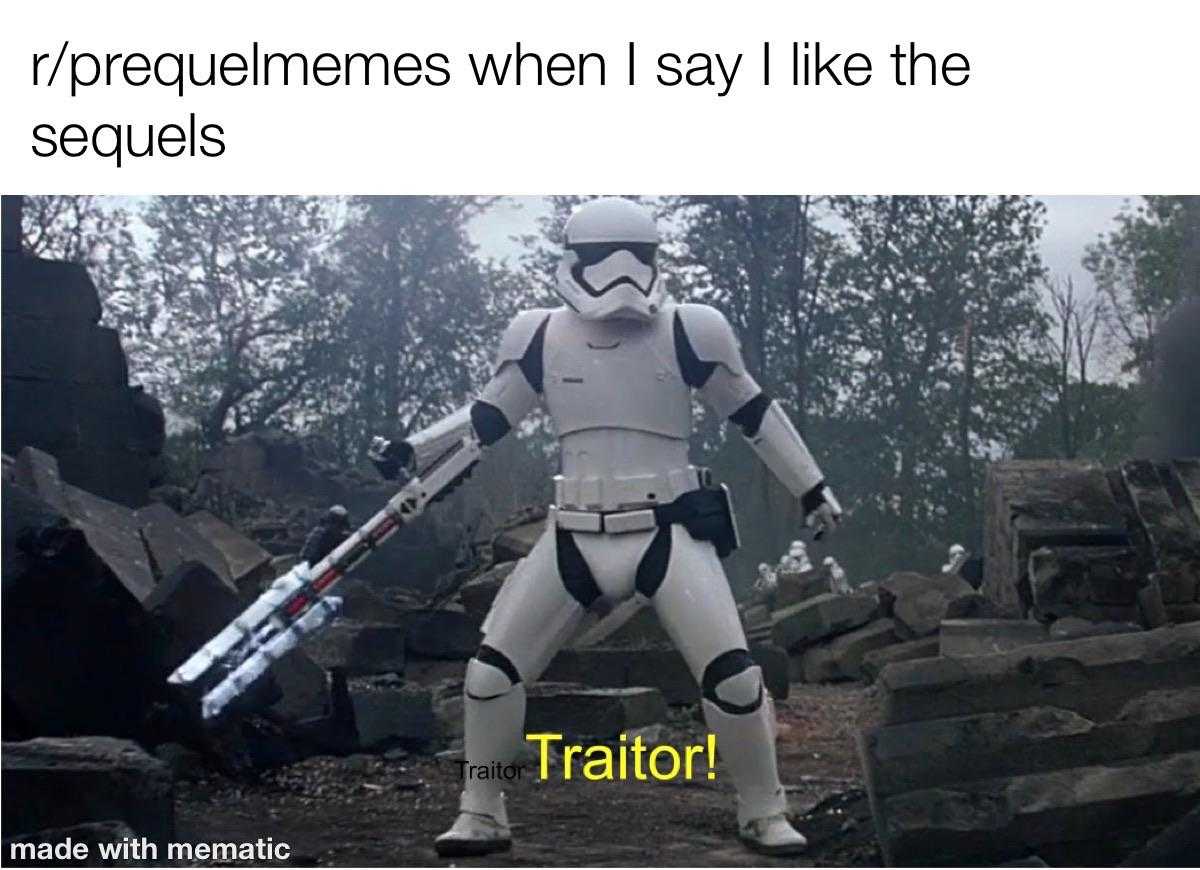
[495,308,555,368]
[674,303,746,376]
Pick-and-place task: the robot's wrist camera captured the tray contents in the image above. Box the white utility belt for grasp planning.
[551,465,710,535]
[551,505,659,534]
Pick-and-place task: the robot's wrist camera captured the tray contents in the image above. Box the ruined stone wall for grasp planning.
[1,197,164,506]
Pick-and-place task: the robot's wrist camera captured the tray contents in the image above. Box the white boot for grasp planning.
[702,696,808,857]
[434,790,512,857]
[435,666,525,857]
[738,813,809,856]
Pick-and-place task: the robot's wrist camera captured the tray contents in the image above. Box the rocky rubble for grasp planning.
[853,456,1200,866]
[859,625,1200,865]
[2,737,174,848]
[1,250,166,507]
[179,430,493,593]
[984,458,1200,623]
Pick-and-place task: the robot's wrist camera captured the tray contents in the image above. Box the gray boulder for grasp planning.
[1,737,173,846]
[771,592,878,651]
[526,684,668,740]
[879,571,975,639]
[304,619,406,676]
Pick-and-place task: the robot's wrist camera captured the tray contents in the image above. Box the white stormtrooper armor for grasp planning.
[824,555,852,595]
[754,562,778,594]
[386,198,842,858]
[779,539,813,574]
[941,543,968,575]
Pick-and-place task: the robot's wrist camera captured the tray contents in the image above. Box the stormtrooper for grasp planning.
[371,198,842,857]
[778,539,813,574]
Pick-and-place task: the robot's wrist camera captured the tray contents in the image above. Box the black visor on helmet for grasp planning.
[568,242,658,268]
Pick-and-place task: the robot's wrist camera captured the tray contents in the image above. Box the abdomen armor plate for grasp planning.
[542,309,692,439]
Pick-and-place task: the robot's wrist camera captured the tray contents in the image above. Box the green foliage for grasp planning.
[670,196,1053,581]
[312,196,527,463]
[1084,195,1200,372]
[136,196,343,444]
[24,194,1163,585]
[21,195,144,334]
[158,428,210,489]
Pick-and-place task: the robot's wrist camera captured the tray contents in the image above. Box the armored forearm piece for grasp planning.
[403,404,476,474]
[742,399,825,501]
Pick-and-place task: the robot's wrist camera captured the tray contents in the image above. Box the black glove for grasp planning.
[368,436,414,481]
[801,482,843,541]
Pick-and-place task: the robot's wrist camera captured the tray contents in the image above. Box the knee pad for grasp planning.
[465,644,522,701]
[701,649,763,715]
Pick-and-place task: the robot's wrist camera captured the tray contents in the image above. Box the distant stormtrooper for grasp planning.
[778,539,813,574]
[941,543,967,576]
[824,555,851,595]
[755,562,778,594]
[372,198,841,857]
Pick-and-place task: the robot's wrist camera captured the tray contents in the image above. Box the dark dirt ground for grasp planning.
[176,683,882,867]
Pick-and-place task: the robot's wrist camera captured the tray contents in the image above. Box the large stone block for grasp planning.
[1,317,127,386]
[542,645,789,704]
[873,751,1200,866]
[1027,545,1145,622]
[627,648,701,705]
[185,510,273,594]
[861,637,940,683]
[136,503,235,593]
[983,461,1130,617]
[12,447,71,515]
[879,623,1200,725]
[1048,616,1142,641]
[879,572,976,639]
[399,609,482,661]
[943,591,1005,620]
[739,603,774,645]
[2,383,153,508]
[332,578,407,624]
[939,619,1049,658]
[0,257,103,322]
[525,684,667,740]
[457,561,516,621]
[492,517,546,563]
[1120,459,1200,576]
[799,619,898,682]
[771,592,877,652]
[860,687,1200,798]
[142,561,242,674]
[347,678,435,751]
[268,650,333,723]
[542,648,631,691]
[3,820,140,867]
[62,483,156,604]
[2,483,161,739]
[304,619,406,676]
[1,737,173,846]
[773,567,833,608]
[582,605,673,648]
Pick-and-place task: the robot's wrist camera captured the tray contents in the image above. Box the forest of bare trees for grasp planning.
[22,195,1193,581]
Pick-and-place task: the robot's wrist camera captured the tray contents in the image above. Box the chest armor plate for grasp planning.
[542,309,692,439]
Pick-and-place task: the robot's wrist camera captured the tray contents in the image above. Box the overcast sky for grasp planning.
[468,195,1136,295]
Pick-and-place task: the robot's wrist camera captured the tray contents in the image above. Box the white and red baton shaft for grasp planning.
[168,436,482,719]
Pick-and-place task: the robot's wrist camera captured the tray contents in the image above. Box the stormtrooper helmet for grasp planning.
[555,197,663,321]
